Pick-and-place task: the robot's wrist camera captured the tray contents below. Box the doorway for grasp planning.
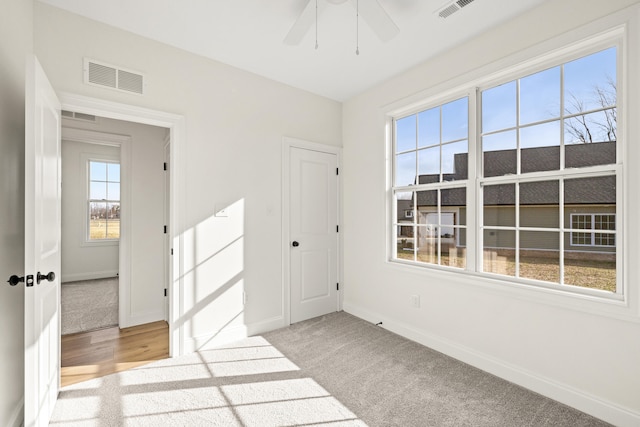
[60,135,121,334]
[59,93,184,358]
[59,113,171,383]
[283,137,341,324]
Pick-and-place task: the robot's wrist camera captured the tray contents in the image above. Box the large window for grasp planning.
[392,43,620,296]
[88,160,121,240]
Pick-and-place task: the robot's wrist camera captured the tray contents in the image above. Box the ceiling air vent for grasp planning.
[61,110,98,123]
[84,58,145,95]
[437,0,476,18]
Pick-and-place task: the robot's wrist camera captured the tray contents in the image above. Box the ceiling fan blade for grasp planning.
[284,0,327,45]
[351,0,399,42]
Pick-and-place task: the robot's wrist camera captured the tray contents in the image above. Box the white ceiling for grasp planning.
[38,0,546,101]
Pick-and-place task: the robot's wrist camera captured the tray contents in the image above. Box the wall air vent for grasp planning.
[84,58,145,95]
[437,0,476,18]
[61,110,98,123]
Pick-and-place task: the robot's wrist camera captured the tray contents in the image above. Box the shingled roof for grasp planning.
[414,141,616,207]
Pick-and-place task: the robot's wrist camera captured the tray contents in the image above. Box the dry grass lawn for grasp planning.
[398,250,616,292]
[90,219,120,239]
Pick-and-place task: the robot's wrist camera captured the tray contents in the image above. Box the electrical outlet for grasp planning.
[410,294,420,308]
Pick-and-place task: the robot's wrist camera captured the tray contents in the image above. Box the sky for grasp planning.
[394,46,617,188]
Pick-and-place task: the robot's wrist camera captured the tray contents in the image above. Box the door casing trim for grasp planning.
[281,136,342,326]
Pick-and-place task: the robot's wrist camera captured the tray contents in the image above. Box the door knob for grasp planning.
[7,275,24,286]
[37,271,55,285]
[292,241,300,247]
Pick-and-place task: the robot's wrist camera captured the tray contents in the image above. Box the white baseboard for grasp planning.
[343,302,640,427]
[184,316,285,353]
[61,270,118,283]
[121,311,165,329]
[8,398,23,427]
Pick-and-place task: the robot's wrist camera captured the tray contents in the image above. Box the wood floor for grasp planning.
[61,321,169,387]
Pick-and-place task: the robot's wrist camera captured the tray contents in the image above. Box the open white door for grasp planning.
[289,146,339,323]
[24,56,61,427]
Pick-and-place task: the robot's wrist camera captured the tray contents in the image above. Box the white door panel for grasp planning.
[290,147,338,323]
[25,56,61,427]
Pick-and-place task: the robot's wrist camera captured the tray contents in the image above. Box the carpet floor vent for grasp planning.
[84,58,145,95]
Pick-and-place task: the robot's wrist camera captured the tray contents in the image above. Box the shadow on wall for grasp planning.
[176,199,247,351]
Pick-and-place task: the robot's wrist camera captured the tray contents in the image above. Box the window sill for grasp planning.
[387,258,639,323]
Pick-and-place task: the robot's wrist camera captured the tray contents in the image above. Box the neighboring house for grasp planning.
[400,141,616,261]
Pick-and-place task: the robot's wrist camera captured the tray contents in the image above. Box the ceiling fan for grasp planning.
[284,0,400,46]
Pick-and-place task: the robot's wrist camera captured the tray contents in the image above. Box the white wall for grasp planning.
[61,139,119,282]
[0,0,32,425]
[342,0,640,426]
[62,117,168,325]
[34,2,342,347]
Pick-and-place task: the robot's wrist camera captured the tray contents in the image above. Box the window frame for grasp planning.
[82,154,121,246]
[388,26,625,302]
[570,213,616,248]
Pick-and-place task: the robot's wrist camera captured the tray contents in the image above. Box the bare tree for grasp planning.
[565,77,616,143]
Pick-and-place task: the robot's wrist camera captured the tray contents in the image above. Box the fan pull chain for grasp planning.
[355,0,360,55]
[315,0,319,49]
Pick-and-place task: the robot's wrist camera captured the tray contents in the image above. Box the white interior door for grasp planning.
[24,56,61,427]
[290,146,338,324]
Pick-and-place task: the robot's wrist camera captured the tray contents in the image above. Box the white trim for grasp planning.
[127,311,165,328]
[61,270,118,283]
[343,303,640,427]
[60,92,186,357]
[282,137,342,325]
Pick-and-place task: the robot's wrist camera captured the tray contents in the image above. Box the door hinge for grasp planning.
[336,225,339,232]
[164,225,167,234]
[171,248,173,255]
[163,162,167,171]
[336,167,339,175]
[164,288,167,297]
[337,283,339,291]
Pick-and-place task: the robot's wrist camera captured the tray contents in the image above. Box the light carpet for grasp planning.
[61,277,118,335]
[50,312,609,426]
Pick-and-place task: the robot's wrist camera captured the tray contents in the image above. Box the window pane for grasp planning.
[107,163,121,182]
[483,184,515,226]
[418,107,439,148]
[90,181,107,200]
[520,121,560,173]
[442,140,468,180]
[483,229,515,276]
[417,146,440,179]
[395,152,416,186]
[520,66,560,125]
[564,232,616,292]
[416,226,437,265]
[89,202,107,239]
[482,81,516,133]
[416,190,437,213]
[396,226,415,261]
[442,97,468,143]
[520,181,559,228]
[564,109,617,146]
[442,227,466,269]
[396,115,416,153]
[441,188,466,217]
[395,191,413,222]
[519,231,560,283]
[107,182,120,200]
[483,130,517,177]
[106,203,120,238]
[90,161,107,181]
[564,47,616,114]
[564,175,615,205]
